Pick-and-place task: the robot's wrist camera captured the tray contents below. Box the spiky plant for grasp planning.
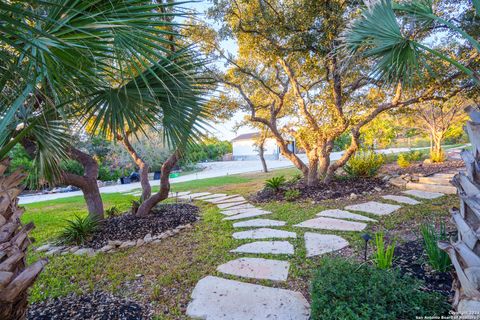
[0,158,47,319]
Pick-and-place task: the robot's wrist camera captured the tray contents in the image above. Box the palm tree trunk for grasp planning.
[136,151,178,216]
[439,106,480,312]
[0,158,47,320]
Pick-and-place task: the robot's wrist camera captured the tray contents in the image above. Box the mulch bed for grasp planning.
[381,160,464,177]
[252,177,391,203]
[85,204,199,249]
[393,239,453,298]
[27,291,152,320]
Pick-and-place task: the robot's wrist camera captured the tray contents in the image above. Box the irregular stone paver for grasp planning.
[304,232,349,257]
[196,193,228,200]
[316,209,377,222]
[231,241,294,255]
[345,201,401,216]
[221,208,268,216]
[204,195,241,203]
[209,196,246,204]
[233,219,286,228]
[382,195,420,205]
[180,192,211,199]
[169,191,191,197]
[232,228,297,240]
[403,189,445,199]
[217,257,290,281]
[294,217,367,231]
[217,201,249,209]
[186,276,310,320]
[224,210,271,220]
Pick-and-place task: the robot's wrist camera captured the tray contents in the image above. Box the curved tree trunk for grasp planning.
[0,158,47,320]
[136,151,178,217]
[439,106,480,313]
[118,133,151,201]
[258,142,268,173]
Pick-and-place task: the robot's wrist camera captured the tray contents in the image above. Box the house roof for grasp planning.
[231,132,259,142]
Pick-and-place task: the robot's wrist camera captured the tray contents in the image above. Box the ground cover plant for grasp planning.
[310,258,450,320]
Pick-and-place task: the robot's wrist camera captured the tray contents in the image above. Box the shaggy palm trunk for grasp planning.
[0,158,47,320]
[438,107,480,312]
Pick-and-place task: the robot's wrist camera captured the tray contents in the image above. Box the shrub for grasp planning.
[60,159,84,176]
[344,151,384,178]
[420,222,451,272]
[430,150,446,163]
[58,215,100,245]
[105,206,120,218]
[373,232,395,269]
[407,150,424,161]
[310,258,449,319]
[265,176,286,192]
[287,173,302,185]
[284,189,301,201]
[397,153,411,168]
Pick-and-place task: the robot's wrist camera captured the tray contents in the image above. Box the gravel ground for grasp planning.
[381,160,464,177]
[27,291,152,320]
[85,203,199,249]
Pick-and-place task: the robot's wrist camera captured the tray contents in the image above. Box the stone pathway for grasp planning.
[182,187,446,319]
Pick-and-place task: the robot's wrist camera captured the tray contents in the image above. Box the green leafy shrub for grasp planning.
[397,153,411,168]
[373,232,395,269]
[344,151,384,178]
[58,215,100,245]
[406,150,424,161]
[265,176,286,192]
[420,222,451,272]
[105,206,120,218]
[284,189,301,201]
[287,173,302,185]
[310,258,449,319]
[98,165,121,182]
[60,159,84,176]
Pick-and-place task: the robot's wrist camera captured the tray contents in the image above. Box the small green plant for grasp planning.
[397,153,411,168]
[310,258,449,319]
[58,215,100,245]
[420,222,451,272]
[105,206,120,218]
[131,200,141,214]
[265,175,286,192]
[344,151,384,178]
[430,150,446,163]
[287,173,302,185]
[284,189,301,201]
[373,232,396,269]
[407,150,424,161]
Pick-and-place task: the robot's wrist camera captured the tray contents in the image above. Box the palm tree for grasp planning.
[0,2,208,318]
[344,0,480,312]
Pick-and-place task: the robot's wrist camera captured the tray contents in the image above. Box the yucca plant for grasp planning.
[373,232,396,270]
[105,206,120,219]
[420,222,451,272]
[0,158,47,320]
[58,215,100,245]
[265,176,286,192]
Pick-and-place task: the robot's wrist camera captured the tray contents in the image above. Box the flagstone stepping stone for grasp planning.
[233,219,286,228]
[186,276,310,320]
[209,196,246,204]
[231,241,294,255]
[382,195,420,205]
[169,191,191,197]
[203,194,240,203]
[224,210,271,220]
[345,201,401,216]
[217,201,249,209]
[217,257,290,281]
[294,217,367,231]
[304,232,349,257]
[180,192,211,199]
[403,189,444,199]
[316,209,377,222]
[196,193,228,200]
[222,203,255,210]
[232,228,296,240]
[221,207,268,216]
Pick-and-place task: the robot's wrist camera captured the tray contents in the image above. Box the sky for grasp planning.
[182,1,254,141]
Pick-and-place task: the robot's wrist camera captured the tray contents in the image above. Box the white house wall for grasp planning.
[232,138,280,160]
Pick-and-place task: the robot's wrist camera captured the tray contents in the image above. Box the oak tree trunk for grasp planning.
[0,158,47,320]
[258,143,268,173]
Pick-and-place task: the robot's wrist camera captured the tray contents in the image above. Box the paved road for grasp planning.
[17,146,443,205]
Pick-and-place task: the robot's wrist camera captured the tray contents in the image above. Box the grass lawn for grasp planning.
[23,166,456,318]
